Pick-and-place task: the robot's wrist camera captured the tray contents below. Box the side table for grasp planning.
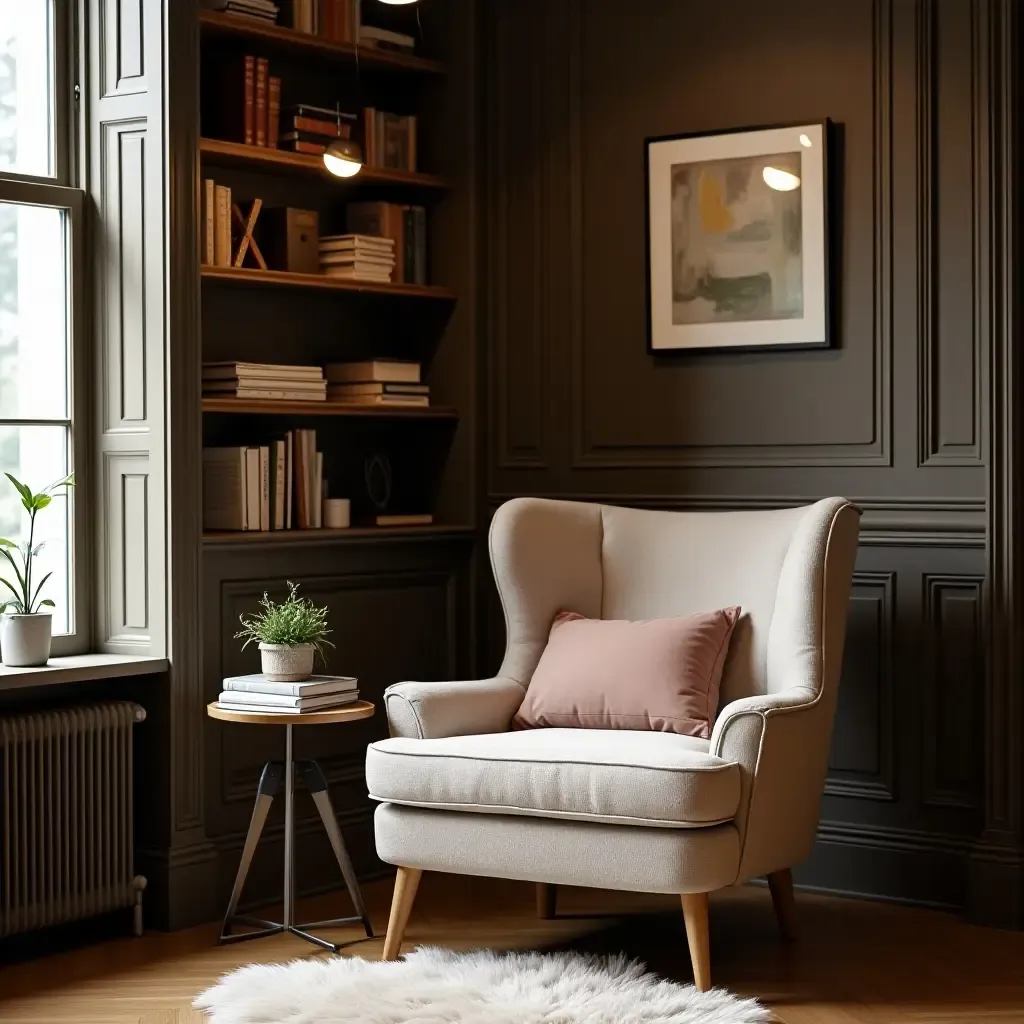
[207,699,376,952]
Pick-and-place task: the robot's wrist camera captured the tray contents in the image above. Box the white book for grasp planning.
[223,673,358,696]
[203,362,325,380]
[217,694,360,714]
[325,360,421,384]
[218,689,359,709]
[245,447,261,532]
[202,447,247,531]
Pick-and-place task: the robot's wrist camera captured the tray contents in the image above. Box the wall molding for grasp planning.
[568,0,893,469]
[826,572,897,802]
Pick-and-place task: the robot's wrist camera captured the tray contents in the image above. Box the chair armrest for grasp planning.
[383,676,526,739]
[710,688,832,882]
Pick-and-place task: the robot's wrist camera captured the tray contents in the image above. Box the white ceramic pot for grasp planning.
[1,612,53,667]
[259,642,315,682]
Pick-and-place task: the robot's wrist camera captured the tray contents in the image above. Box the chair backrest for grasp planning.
[489,497,860,714]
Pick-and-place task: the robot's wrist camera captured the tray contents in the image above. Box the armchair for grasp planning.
[366,496,860,990]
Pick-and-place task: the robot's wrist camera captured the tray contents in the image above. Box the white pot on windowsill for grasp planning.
[1,612,53,668]
[259,642,314,682]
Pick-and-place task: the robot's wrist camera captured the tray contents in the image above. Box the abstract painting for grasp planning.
[646,122,829,351]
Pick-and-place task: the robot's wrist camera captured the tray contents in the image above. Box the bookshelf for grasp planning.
[202,397,458,419]
[201,265,455,300]
[199,138,449,190]
[198,10,446,76]
[198,3,462,541]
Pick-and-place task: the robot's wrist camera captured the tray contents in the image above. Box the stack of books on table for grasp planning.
[203,362,327,402]
[217,674,359,714]
[280,104,358,156]
[324,360,429,408]
[319,234,395,283]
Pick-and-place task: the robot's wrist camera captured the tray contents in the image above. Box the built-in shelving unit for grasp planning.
[201,397,458,419]
[202,524,471,546]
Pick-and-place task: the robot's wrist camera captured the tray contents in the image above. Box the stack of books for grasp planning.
[202,428,326,532]
[205,54,281,148]
[203,0,279,24]
[362,108,417,172]
[319,234,395,283]
[324,360,429,408]
[280,104,357,156]
[203,362,327,402]
[218,674,359,714]
[346,202,427,285]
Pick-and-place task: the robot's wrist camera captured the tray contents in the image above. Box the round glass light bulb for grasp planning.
[323,139,363,178]
[799,133,813,147]
[762,165,801,191]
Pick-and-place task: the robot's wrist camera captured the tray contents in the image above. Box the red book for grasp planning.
[254,58,269,147]
[267,76,281,149]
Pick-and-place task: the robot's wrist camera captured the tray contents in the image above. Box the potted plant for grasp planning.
[0,473,75,667]
[235,581,333,682]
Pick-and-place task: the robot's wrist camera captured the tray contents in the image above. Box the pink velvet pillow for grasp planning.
[513,607,741,739]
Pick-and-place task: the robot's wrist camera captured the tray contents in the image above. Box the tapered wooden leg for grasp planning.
[536,882,557,919]
[681,892,711,992]
[767,867,797,940]
[381,867,422,961]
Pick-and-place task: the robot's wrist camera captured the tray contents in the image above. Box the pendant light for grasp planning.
[323,103,363,178]
[375,0,420,4]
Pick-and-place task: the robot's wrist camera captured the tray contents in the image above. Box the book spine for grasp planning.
[407,114,417,171]
[285,431,294,529]
[267,76,281,149]
[245,447,261,531]
[214,185,231,266]
[203,179,215,265]
[238,449,249,531]
[260,447,270,531]
[414,205,427,285]
[243,55,255,145]
[295,430,308,528]
[255,58,269,147]
[391,203,404,284]
[314,451,324,528]
[273,440,286,529]
[403,206,415,284]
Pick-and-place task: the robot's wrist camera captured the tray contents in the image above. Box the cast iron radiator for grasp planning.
[0,700,147,937]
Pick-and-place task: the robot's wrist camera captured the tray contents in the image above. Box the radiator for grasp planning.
[0,700,147,938]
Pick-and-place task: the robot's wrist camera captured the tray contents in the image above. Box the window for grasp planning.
[0,4,86,651]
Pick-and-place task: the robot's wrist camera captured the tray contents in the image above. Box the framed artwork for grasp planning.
[645,120,831,353]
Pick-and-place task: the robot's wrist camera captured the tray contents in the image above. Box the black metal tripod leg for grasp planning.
[220,761,284,940]
[299,759,374,937]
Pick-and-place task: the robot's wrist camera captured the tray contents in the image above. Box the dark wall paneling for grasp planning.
[201,533,473,912]
[481,0,996,911]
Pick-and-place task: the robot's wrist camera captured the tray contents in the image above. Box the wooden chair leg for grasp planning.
[767,867,797,940]
[680,892,711,992]
[536,882,557,919]
[381,867,422,960]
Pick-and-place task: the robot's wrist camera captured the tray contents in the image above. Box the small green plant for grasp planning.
[235,581,334,660]
[0,473,75,615]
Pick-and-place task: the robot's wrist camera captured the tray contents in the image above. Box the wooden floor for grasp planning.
[2,874,1023,1022]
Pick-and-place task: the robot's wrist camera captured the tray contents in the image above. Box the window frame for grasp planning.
[0,4,90,654]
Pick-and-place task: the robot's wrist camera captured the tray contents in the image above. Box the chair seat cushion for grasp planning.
[366,728,741,828]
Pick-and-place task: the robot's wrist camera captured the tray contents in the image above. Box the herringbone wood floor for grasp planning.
[1,874,1022,1023]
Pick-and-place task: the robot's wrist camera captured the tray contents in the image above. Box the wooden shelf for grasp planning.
[203,524,474,546]
[202,397,458,419]
[199,138,448,191]
[199,11,445,76]
[201,264,456,300]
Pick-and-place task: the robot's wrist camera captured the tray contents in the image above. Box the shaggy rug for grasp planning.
[195,946,770,1024]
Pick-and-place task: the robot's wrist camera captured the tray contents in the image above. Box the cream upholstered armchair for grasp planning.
[365,497,861,990]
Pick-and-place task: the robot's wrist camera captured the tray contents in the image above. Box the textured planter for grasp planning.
[259,642,314,682]
[1,612,53,667]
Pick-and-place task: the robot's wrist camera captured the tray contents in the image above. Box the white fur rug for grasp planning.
[195,946,770,1024]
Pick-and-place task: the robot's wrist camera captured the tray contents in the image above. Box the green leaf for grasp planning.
[30,571,53,612]
[4,473,32,506]
[33,493,52,511]
[0,548,27,603]
[0,538,15,548]
[31,541,46,556]
[37,599,55,608]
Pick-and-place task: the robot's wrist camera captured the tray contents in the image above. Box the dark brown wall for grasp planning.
[482,0,994,910]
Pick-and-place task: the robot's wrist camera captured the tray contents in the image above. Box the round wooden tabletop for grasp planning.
[206,700,375,726]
